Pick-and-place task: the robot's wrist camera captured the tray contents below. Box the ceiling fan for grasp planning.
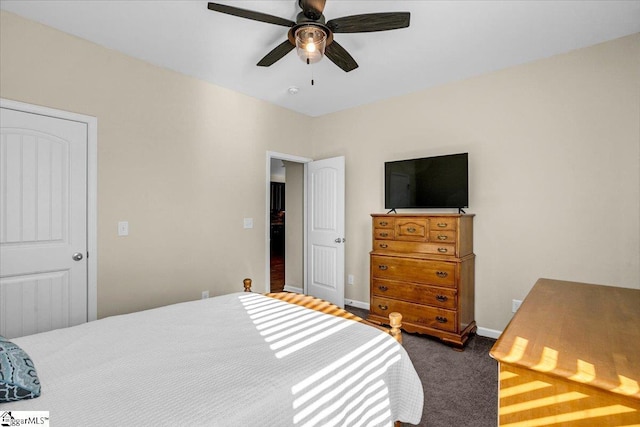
[207,0,410,72]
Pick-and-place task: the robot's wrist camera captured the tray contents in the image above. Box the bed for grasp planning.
[2,279,424,426]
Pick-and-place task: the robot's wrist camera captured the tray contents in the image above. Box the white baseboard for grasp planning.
[476,327,502,339]
[283,285,303,294]
[344,298,369,310]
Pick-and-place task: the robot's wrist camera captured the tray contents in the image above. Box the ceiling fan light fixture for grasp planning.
[295,26,326,64]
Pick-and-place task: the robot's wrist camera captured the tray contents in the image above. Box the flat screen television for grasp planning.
[385,153,468,209]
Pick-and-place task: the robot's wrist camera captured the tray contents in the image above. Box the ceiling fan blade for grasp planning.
[299,0,326,20]
[325,41,359,72]
[327,12,410,33]
[257,40,295,67]
[207,3,295,28]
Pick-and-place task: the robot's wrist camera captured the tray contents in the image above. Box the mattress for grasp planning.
[7,292,424,426]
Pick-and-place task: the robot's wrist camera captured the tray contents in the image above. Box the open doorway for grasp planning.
[265,152,346,306]
[266,152,311,294]
[269,162,285,292]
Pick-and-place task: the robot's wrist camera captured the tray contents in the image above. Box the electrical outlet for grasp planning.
[512,299,522,313]
[202,290,209,299]
[347,274,354,285]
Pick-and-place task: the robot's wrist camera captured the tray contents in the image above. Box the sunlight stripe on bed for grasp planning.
[237,293,404,426]
[238,293,357,358]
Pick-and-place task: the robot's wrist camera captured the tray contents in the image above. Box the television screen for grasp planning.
[385,153,468,209]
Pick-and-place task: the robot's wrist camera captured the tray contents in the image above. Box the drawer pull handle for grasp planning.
[407,227,416,233]
[380,221,388,226]
[380,232,388,237]
[436,316,448,323]
[378,304,388,311]
[436,295,448,302]
[378,286,388,292]
[379,243,388,249]
[378,265,388,271]
[437,222,448,228]
[437,247,448,253]
[436,271,448,278]
[437,235,448,240]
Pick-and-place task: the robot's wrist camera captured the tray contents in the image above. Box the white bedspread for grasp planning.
[7,293,423,426]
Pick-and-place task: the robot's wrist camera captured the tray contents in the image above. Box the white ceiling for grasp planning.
[2,1,639,117]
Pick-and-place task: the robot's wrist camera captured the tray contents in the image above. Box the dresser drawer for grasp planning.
[374,229,395,240]
[372,279,457,309]
[429,217,457,231]
[429,230,456,243]
[395,219,427,241]
[371,255,456,287]
[373,217,394,229]
[373,240,456,256]
[371,296,457,332]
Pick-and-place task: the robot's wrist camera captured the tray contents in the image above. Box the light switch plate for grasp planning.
[243,218,253,229]
[118,221,129,236]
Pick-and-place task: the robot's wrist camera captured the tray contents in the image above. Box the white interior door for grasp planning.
[0,107,88,338]
[305,156,345,308]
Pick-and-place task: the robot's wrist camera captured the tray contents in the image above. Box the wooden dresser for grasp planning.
[490,278,640,425]
[367,213,476,348]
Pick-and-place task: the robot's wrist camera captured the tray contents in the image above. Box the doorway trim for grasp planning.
[265,151,312,294]
[1,98,98,321]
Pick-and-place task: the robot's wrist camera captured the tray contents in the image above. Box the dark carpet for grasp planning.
[346,306,498,427]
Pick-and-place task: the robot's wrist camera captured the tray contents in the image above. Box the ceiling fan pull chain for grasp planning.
[310,62,315,86]
[307,56,316,84]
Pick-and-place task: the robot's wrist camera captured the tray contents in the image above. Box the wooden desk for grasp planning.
[490,278,640,426]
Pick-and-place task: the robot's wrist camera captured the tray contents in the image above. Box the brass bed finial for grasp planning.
[389,312,403,345]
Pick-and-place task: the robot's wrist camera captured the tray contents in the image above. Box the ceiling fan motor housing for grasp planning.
[298,0,325,20]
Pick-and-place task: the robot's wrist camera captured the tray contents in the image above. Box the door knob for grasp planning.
[72,252,84,261]
[334,238,346,243]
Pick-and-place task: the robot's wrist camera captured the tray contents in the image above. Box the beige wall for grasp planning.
[2,10,638,332]
[312,33,640,332]
[0,11,314,318]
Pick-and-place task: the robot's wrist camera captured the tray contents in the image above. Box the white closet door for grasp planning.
[0,107,88,338]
